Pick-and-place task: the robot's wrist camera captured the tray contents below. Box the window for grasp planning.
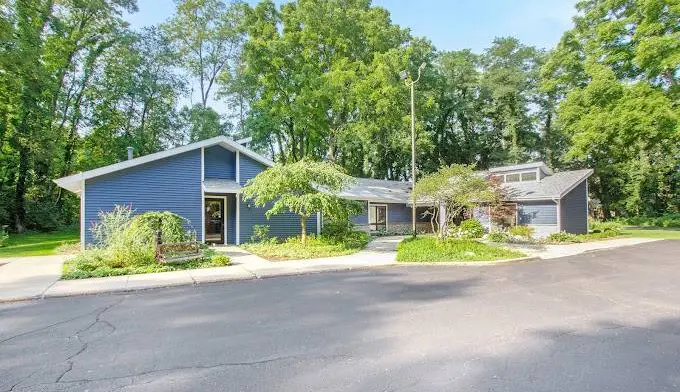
[505,173,521,183]
[521,171,537,181]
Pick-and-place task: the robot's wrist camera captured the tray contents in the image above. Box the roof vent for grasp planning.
[127,147,134,160]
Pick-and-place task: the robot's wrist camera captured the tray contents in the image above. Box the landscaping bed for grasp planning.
[62,248,230,279]
[396,236,526,263]
[242,232,369,261]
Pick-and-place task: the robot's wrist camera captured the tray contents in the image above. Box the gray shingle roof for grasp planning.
[502,169,593,201]
[339,178,412,203]
[339,169,592,203]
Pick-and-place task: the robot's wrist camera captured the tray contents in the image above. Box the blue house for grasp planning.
[54,136,319,248]
[54,137,592,248]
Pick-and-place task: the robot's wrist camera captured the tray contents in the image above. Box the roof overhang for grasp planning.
[54,136,273,194]
[203,179,242,194]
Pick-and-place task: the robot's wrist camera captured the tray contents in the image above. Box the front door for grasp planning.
[205,198,225,244]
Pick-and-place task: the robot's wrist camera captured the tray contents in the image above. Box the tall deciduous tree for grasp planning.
[164,0,246,108]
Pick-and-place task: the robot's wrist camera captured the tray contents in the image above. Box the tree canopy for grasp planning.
[0,0,678,233]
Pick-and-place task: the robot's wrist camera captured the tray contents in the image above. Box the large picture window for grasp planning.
[369,204,387,231]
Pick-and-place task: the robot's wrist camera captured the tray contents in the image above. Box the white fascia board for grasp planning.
[54,136,274,194]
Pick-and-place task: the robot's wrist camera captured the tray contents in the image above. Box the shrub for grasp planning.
[128,211,191,245]
[510,225,534,239]
[251,224,271,243]
[0,226,8,247]
[396,236,525,262]
[545,231,581,243]
[90,205,135,248]
[458,219,484,239]
[487,230,510,243]
[589,220,623,235]
[617,213,680,228]
[321,219,354,238]
[210,253,231,266]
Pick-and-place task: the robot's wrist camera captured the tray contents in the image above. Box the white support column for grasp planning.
[585,178,589,232]
[235,151,240,185]
[556,199,562,232]
[80,173,85,250]
[235,193,241,245]
[316,211,321,235]
[200,147,205,243]
[367,200,371,231]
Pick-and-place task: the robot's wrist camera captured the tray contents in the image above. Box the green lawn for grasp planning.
[396,236,526,263]
[0,228,80,258]
[621,226,680,240]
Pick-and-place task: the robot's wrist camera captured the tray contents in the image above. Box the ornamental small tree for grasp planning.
[413,164,494,239]
[241,159,361,244]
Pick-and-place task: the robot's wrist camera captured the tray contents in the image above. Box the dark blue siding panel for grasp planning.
[84,150,202,245]
[239,155,266,186]
[204,146,235,180]
[387,203,411,223]
[239,199,317,244]
[560,180,588,234]
[518,201,557,225]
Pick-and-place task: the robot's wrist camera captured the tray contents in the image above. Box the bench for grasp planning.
[154,231,203,264]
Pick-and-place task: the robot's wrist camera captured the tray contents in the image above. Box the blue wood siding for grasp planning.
[518,201,557,225]
[204,146,236,180]
[239,198,317,244]
[387,203,412,223]
[84,150,202,245]
[226,194,236,244]
[473,206,491,229]
[239,154,266,186]
[560,180,588,234]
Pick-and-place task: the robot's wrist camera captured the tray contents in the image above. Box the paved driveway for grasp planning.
[1,241,679,391]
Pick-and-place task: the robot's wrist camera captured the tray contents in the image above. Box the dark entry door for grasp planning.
[205,198,225,244]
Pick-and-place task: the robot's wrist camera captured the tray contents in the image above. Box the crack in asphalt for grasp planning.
[53,297,125,384]
[56,353,349,386]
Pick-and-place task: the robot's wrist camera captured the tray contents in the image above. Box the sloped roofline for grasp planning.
[53,136,274,193]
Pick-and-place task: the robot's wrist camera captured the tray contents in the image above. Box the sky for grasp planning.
[126,0,579,52]
[124,0,580,111]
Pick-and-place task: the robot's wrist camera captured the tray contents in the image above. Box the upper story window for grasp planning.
[497,170,539,183]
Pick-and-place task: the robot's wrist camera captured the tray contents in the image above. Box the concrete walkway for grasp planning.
[0,236,661,302]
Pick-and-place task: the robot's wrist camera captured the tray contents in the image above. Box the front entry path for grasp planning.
[0,255,66,301]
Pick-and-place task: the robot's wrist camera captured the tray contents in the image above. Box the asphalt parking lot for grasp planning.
[1,240,679,391]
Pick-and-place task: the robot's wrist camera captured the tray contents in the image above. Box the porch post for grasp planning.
[235,193,240,245]
[200,147,205,243]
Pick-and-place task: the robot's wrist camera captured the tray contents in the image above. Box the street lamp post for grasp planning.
[400,62,426,237]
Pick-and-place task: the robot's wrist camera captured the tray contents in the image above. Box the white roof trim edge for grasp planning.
[54,136,274,193]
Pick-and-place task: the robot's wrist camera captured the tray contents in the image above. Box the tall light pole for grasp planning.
[400,62,426,237]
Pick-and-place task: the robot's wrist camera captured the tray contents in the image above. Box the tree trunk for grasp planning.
[299,215,307,244]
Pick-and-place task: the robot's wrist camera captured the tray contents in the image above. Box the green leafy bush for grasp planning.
[545,231,581,243]
[589,220,623,235]
[321,219,354,238]
[617,214,680,228]
[90,205,134,248]
[251,224,271,243]
[210,253,231,266]
[487,230,510,242]
[510,225,534,239]
[458,219,484,239]
[0,226,8,247]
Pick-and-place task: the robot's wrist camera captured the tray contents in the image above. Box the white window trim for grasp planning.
[203,195,228,244]
[201,147,205,243]
[80,174,85,250]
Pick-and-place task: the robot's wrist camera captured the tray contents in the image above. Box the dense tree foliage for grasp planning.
[0,0,677,233]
